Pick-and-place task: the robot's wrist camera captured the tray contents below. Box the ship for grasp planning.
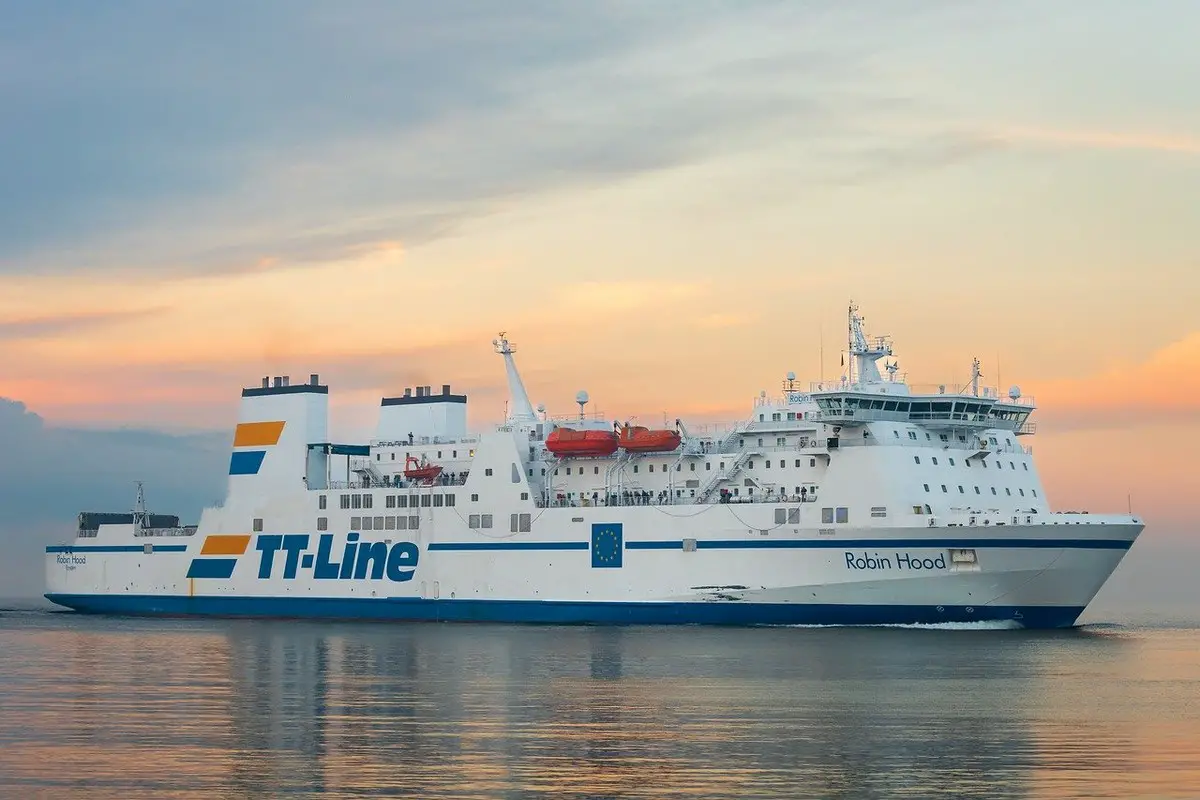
[44,305,1143,628]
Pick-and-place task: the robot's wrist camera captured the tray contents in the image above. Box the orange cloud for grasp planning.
[1029,332,1200,430]
[990,127,1200,156]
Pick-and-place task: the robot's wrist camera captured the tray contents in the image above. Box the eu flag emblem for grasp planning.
[591,523,623,569]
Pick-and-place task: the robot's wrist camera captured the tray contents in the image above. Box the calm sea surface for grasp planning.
[1,601,1197,799]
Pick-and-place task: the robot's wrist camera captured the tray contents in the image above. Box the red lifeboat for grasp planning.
[404,455,443,482]
[617,424,682,453]
[545,427,619,457]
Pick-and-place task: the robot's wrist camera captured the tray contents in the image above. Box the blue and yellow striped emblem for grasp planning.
[228,421,285,476]
[186,534,252,579]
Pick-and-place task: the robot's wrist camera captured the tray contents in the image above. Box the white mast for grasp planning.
[970,357,983,397]
[132,481,148,532]
[493,332,536,423]
[847,301,892,387]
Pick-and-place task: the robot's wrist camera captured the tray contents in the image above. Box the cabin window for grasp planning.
[485,468,493,476]
[385,516,397,530]
[376,454,381,461]
[317,517,328,531]
[1005,488,1012,495]
[810,459,816,467]
[835,507,849,523]
[453,450,457,458]
[1032,489,1038,497]
[914,456,920,464]
[519,513,531,532]
[690,463,696,472]
[649,465,654,473]
[720,462,726,470]
[318,495,327,510]
[1023,463,1029,471]
[520,492,529,501]
[775,508,787,524]
[821,507,834,524]
[795,460,801,467]
[421,495,432,507]
[253,518,263,532]
[932,457,939,465]
[633,465,639,473]
[352,495,362,509]
[391,453,395,460]
[991,487,998,495]
[1010,462,1016,470]
[706,463,711,471]
[788,508,801,524]
[766,460,771,468]
[469,514,481,529]
[958,486,964,494]
[433,495,444,507]
[398,496,408,508]
[362,517,373,530]
[374,516,384,529]
[386,496,396,508]
[748,461,754,469]
[913,505,924,514]
[363,495,373,509]
[594,466,600,475]
[408,516,420,530]
[397,517,408,531]
[446,494,456,506]
[949,458,956,466]
[340,494,350,509]
[941,485,947,493]
[351,517,361,529]
[924,483,930,492]
[893,430,900,438]
[871,507,887,518]
[974,486,981,494]
[1019,489,1025,496]
[481,514,493,529]
[437,451,442,458]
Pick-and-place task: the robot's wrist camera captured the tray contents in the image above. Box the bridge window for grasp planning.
[317,517,328,531]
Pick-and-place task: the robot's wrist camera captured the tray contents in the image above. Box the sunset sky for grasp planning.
[1,2,1197,594]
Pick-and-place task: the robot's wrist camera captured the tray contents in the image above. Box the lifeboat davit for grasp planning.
[545,427,619,457]
[404,455,443,482]
[617,424,682,453]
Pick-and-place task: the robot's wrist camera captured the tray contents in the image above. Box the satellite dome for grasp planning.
[786,371,796,381]
[575,390,589,405]
[1008,385,1022,400]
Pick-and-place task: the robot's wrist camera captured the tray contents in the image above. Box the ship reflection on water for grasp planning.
[2,614,1198,798]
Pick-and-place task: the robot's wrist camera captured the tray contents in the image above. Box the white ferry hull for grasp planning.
[45,519,1139,629]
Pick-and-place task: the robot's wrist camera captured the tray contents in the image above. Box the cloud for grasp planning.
[0,308,166,341]
[0,2,998,278]
[0,397,229,597]
[1030,332,1200,432]
[987,127,1200,157]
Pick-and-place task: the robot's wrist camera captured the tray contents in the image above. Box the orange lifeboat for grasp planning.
[545,427,619,457]
[404,455,443,482]
[617,424,682,453]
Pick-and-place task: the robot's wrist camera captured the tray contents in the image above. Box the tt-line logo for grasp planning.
[255,533,419,582]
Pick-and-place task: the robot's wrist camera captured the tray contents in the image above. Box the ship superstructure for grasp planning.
[45,305,1142,628]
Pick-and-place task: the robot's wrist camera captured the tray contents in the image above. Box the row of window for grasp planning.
[385,494,457,508]
[376,448,474,461]
[915,455,1027,472]
[924,484,1038,498]
[557,457,821,477]
[324,515,422,531]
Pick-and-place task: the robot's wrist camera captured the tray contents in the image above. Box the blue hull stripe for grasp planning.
[428,541,588,552]
[43,593,1086,629]
[45,538,1131,556]
[629,537,1132,551]
[45,545,189,553]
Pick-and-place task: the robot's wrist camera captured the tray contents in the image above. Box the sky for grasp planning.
[0,1,1197,601]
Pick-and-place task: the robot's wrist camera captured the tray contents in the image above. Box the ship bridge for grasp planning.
[811,305,1037,435]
